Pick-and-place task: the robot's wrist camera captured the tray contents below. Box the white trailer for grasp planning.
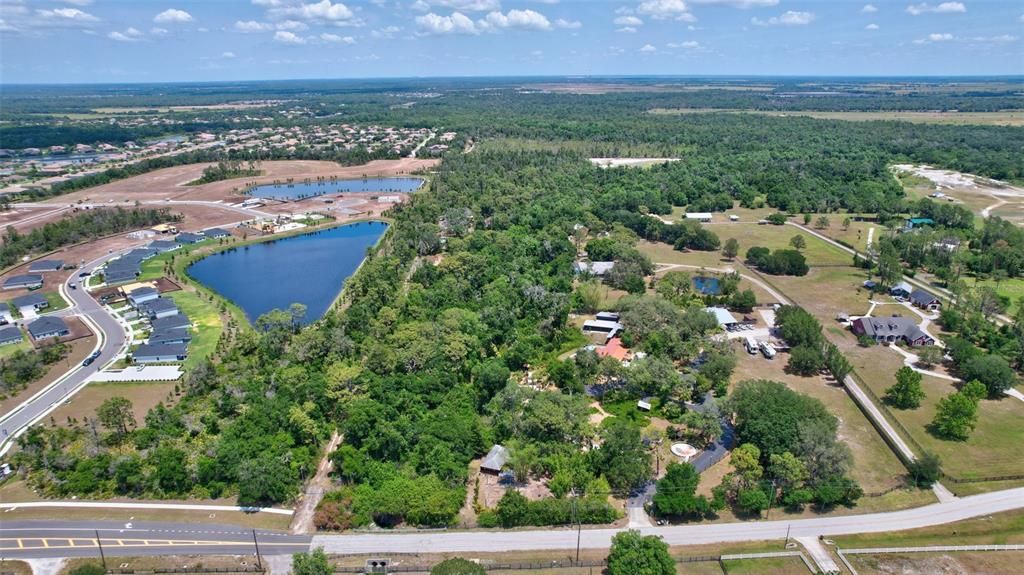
[759,341,777,359]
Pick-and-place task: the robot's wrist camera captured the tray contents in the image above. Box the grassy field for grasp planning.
[648,108,1024,126]
[843,344,1024,483]
[731,345,919,498]
[167,290,222,370]
[965,277,1024,316]
[49,381,177,428]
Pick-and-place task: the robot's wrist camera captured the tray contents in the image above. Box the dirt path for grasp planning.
[289,431,342,535]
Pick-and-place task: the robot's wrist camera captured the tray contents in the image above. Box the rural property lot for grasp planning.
[649,108,1024,126]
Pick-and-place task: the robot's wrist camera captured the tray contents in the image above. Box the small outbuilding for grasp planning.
[480,444,510,475]
[705,306,739,328]
[889,281,913,299]
[28,259,64,273]
[904,217,935,231]
[3,274,43,290]
[684,213,713,222]
[583,319,623,342]
[27,316,70,340]
[0,325,23,346]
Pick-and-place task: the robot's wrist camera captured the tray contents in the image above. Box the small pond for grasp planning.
[248,177,424,200]
[187,221,387,324]
[693,276,722,295]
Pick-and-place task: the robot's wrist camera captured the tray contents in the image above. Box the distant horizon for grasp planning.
[3,73,1024,89]
[2,1,1021,83]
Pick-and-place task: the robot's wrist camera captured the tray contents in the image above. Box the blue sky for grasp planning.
[1,1,1021,83]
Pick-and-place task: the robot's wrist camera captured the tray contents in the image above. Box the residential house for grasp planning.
[12,293,49,318]
[851,316,935,347]
[148,328,192,346]
[137,299,179,320]
[28,260,64,273]
[175,232,205,245]
[127,287,160,307]
[103,264,139,285]
[3,274,43,290]
[203,227,231,239]
[150,314,191,332]
[0,307,13,325]
[148,240,182,253]
[27,316,70,340]
[0,325,23,346]
[132,343,187,364]
[910,289,941,311]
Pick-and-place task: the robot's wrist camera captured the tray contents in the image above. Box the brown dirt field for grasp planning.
[849,551,1024,575]
[32,159,438,206]
[48,381,177,429]
[0,334,95,414]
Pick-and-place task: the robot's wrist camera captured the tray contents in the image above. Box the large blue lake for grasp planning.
[248,177,424,200]
[187,221,388,324]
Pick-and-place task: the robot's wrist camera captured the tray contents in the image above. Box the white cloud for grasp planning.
[861,4,877,13]
[320,32,355,43]
[865,23,879,29]
[970,34,1017,43]
[222,51,236,58]
[371,25,401,38]
[415,11,479,34]
[555,18,581,29]
[616,26,637,33]
[235,20,273,32]
[153,9,193,24]
[667,39,701,48]
[107,27,143,41]
[914,32,954,43]
[62,0,93,5]
[637,0,695,21]
[411,0,430,11]
[431,0,501,11]
[277,20,309,31]
[36,8,99,22]
[268,1,361,26]
[150,26,169,35]
[614,16,643,26]
[752,10,814,26]
[0,18,16,32]
[530,49,543,57]
[906,2,966,16]
[252,0,283,5]
[689,0,777,7]
[274,30,307,44]
[484,9,552,31]
[640,43,657,52]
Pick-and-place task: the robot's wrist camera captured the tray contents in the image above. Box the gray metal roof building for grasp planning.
[27,316,70,340]
[481,444,510,474]
[133,342,187,363]
[28,259,64,272]
[3,274,43,290]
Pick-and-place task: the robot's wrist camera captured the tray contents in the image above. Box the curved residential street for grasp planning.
[0,251,130,456]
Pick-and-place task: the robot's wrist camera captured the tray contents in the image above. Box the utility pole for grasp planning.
[252,529,263,570]
[571,495,581,563]
[95,530,107,571]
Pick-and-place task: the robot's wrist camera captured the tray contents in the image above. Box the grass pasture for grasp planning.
[965,276,1024,316]
[843,344,1024,484]
[847,551,1024,575]
[648,108,1024,126]
[833,509,1024,548]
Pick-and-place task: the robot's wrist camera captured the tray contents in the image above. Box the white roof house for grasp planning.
[684,213,713,222]
[705,307,738,327]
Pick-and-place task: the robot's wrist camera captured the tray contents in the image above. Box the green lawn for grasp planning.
[843,345,1024,482]
[166,290,222,370]
[0,337,32,359]
[833,509,1024,548]
[43,291,69,312]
